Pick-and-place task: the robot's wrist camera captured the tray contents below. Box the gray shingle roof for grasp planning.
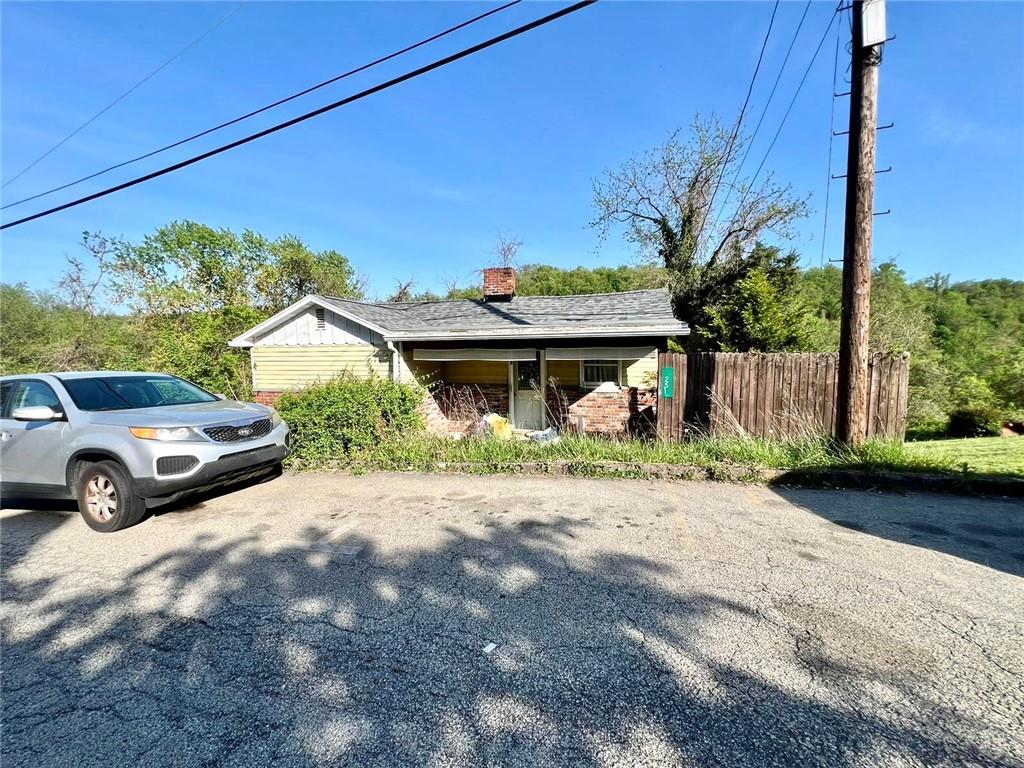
[320,289,688,340]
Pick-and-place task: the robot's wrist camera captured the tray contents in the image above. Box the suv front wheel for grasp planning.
[76,461,147,532]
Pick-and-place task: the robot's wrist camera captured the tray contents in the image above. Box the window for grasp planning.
[2,380,63,416]
[581,360,621,389]
[61,376,217,412]
[0,381,14,417]
[515,360,540,392]
[315,307,326,330]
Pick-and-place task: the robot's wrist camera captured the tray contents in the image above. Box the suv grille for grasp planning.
[156,455,199,475]
[203,418,273,443]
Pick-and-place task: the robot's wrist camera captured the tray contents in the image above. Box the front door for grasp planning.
[513,360,543,431]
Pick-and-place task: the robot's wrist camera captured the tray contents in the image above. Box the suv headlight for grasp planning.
[129,426,206,442]
[270,410,283,427]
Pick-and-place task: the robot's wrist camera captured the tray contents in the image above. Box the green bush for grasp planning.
[905,420,949,442]
[275,377,423,466]
[349,433,958,476]
[946,407,1002,439]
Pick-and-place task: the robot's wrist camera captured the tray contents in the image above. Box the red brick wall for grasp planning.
[421,383,510,434]
[252,391,282,406]
[547,385,657,437]
[482,267,516,299]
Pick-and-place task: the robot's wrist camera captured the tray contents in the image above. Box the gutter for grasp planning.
[386,341,400,382]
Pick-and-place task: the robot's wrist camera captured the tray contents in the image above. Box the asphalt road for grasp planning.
[2,473,1022,767]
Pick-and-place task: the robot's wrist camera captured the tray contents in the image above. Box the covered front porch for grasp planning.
[397,341,662,436]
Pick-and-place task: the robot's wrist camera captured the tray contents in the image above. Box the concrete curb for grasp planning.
[355,459,1024,497]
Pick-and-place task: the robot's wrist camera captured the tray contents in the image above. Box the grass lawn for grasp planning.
[907,437,1024,477]
[346,433,965,477]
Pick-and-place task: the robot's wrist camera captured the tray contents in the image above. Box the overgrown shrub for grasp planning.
[351,433,958,476]
[946,407,1002,439]
[905,420,948,442]
[276,377,423,466]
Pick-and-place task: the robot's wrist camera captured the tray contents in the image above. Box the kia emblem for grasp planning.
[238,427,252,436]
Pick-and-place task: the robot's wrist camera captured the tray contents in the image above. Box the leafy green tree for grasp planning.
[591,115,809,348]
[55,222,364,394]
[107,221,363,315]
[0,284,54,373]
[256,235,363,311]
[794,263,1024,427]
[696,244,811,351]
[0,283,144,375]
[441,285,484,301]
[870,262,936,356]
[515,263,666,296]
[389,263,666,302]
[146,306,264,399]
[795,265,843,350]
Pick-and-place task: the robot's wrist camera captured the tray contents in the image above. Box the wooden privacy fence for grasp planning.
[656,352,910,440]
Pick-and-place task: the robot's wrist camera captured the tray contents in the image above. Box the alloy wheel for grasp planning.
[84,474,118,521]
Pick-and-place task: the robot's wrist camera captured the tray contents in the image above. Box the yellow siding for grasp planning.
[625,350,658,387]
[442,360,508,384]
[402,352,441,387]
[252,345,388,390]
[547,359,580,386]
[547,352,657,388]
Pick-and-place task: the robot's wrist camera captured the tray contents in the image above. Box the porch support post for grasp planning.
[507,362,515,426]
[539,350,548,429]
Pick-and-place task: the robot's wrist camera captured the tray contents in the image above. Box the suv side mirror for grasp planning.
[11,405,63,421]
[214,393,227,400]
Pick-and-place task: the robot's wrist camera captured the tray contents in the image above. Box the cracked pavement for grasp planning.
[2,473,1022,767]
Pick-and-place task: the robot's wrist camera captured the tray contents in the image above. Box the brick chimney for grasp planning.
[482,267,516,301]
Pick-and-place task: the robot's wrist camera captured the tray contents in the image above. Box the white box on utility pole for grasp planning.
[862,0,886,47]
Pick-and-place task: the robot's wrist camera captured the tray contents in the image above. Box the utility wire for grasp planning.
[820,10,843,267]
[696,0,779,248]
[1,1,597,231]
[744,5,841,194]
[708,0,812,237]
[3,0,523,211]
[1,2,246,190]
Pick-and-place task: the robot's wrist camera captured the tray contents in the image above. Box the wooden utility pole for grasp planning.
[837,0,885,445]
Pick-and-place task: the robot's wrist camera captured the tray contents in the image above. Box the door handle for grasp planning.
[0,432,12,441]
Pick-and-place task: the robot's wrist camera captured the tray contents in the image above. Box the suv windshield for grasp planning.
[61,376,218,411]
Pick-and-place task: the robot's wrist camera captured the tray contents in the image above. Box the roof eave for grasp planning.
[228,295,392,347]
[384,324,690,342]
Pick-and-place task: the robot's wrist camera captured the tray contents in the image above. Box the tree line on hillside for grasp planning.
[3,221,1020,432]
[2,116,1020,432]
[1,222,364,399]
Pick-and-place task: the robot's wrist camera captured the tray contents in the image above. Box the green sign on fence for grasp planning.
[660,366,674,398]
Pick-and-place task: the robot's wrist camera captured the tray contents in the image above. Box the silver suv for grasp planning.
[0,372,289,532]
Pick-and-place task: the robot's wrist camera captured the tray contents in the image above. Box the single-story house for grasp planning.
[229,268,689,435]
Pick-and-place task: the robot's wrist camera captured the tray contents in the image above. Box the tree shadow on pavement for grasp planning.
[1,508,1016,767]
[771,487,1024,578]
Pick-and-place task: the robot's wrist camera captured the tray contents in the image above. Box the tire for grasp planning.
[75,460,148,533]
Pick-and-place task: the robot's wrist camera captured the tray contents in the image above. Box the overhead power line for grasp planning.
[3,0,523,211]
[744,4,841,193]
[1,1,597,231]
[1,2,246,190]
[709,0,812,235]
[697,0,780,246]
[820,9,843,266]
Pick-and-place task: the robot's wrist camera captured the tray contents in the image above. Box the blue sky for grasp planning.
[2,1,1022,300]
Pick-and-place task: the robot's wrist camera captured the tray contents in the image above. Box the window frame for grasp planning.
[1,378,66,419]
[580,359,623,390]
